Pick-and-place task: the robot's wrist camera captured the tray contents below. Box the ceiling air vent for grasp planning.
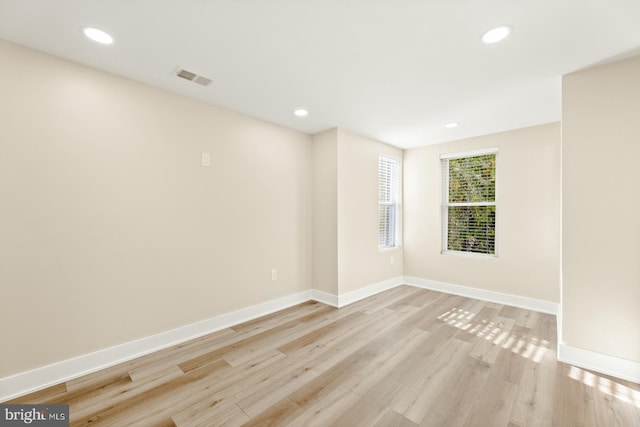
[193,75,212,86]
[176,68,212,86]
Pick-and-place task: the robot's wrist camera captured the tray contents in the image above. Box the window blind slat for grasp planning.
[379,155,400,250]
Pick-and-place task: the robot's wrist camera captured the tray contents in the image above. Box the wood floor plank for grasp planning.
[331,377,406,427]
[285,324,427,412]
[169,349,288,425]
[509,337,557,426]
[515,309,539,329]
[173,403,250,427]
[135,302,325,379]
[286,341,381,410]
[386,322,459,386]
[391,338,473,423]
[67,327,238,393]
[5,286,639,427]
[436,298,486,331]
[276,311,367,355]
[498,304,523,320]
[361,285,438,315]
[469,315,516,364]
[286,385,360,427]
[235,359,322,418]
[463,376,519,427]
[590,374,634,427]
[69,358,232,426]
[489,325,532,384]
[233,309,404,417]
[390,288,436,308]
[419,357,491,427]
[342,328,429,395]
[374,410,419,427]
[454,304,501,342]
[125,330,238,382]
[241,398,304,427]
[233,313,393,419]
[221,320,312,367]
[68,365,184,421]
[415,293,468,331]
[552,364,598,427]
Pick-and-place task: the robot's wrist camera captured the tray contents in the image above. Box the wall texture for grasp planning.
[562,55,640,362]
[403,123,561,303]
[0,40,312,378]
[311,129,338,295]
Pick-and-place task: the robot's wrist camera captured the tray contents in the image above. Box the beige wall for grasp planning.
[311,129,338,295]
[404,123,561,303]
[0,40,312,377]
[562,55,640,362]
[336,129,403,294]
[311,128,403,297]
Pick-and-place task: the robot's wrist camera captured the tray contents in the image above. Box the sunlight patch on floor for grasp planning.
[569,365,640,409]
[437,306,549,363]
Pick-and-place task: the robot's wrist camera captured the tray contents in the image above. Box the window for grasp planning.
[378,155,400,250]
[441,148,497,256]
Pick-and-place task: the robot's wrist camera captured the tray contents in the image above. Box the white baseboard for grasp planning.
[558,344,640,384]
[403,276,559,315]
[310,289,339,307]
[0,290,312,402]
[338,276,405,307]
[309,277,404,308]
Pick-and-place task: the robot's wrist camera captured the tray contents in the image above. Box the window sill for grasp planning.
[441,250,498,259]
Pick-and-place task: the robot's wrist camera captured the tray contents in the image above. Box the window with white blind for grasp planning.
[441,148,497,256]
[378,155,400,250]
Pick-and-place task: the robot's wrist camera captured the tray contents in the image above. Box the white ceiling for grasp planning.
[1,0,639,149]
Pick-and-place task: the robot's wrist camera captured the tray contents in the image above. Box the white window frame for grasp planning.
[441,147,498,258]
[378,154,401,251]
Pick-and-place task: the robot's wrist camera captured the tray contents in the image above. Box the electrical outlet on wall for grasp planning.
[271,269,277,280]
[390,255,394,265]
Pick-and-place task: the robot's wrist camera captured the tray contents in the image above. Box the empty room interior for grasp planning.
[1,1,639,426]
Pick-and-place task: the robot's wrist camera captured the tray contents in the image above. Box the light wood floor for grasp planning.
[7,286,640,426]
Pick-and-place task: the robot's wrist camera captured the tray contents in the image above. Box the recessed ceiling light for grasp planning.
[83,27,114,45]
[482,26,511,44]
[294,109,308,117]
[445,122,459,129]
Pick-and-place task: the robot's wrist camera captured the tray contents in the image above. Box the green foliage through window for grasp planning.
[443,153,496,255]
